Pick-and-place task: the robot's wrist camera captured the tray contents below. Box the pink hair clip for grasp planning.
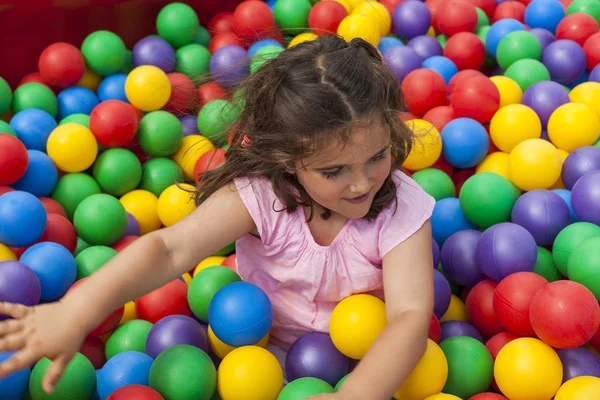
[241,135,252,149]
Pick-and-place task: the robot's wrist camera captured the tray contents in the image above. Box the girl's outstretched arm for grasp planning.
[0,184,255,393]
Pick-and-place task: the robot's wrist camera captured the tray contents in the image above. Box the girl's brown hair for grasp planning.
[195,34,415,221]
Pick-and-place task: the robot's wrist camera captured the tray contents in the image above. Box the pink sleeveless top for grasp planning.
[233,170,436,349]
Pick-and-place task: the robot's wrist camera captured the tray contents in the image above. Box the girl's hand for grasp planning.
[0,302,88,394]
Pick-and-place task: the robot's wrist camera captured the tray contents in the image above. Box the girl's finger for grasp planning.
[0,332,26,352]
[0,319,23,337]
[0,303,32,319]
[0,348,38,378]
[42,354,71,394]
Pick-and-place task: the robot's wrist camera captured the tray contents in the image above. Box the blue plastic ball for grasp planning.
[97,74,128,103]
[485,18,526,58]
[20,242,77,302]
[431,197,477,247]
[57,86,100,120]
[0,191,47,248]
[9,108,57,152]
[0,351,30,400]
[97,351,154,400]
[378,36,404,55]
[422,56,458,84]
[441,118,490,168]
[11,150,58,197]
[524,0,565,34]
[552,189,579,223]
[266,0,277,10]
[248,39,284,57]
[208,281,272,347]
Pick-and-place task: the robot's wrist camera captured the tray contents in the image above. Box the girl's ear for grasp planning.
[285,167,296,175]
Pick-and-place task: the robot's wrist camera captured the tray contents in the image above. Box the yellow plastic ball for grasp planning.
[555,376,600,400]
[394,339,448,400]
[548,102,600,152]
[324,0,353,13]
[337,14,381,47]
[352,1,391,37]
[570,81,600,119]
[288,32,318,48]
[119,301,137,325]
[208,325,269,359]
[490,76,523,109]
[157,183,196,227]
[329,294,387,360]
[182,272,192,286]
[440,295,468,322]
[494,337,563,400]
[217,346,284,400]
[403,119,443,171]
[508,138,562,191]
[489,104,542,153]
[193,256,227,277]
[424,395,462,400]
[47,123,98,172]
[119,190,162,235]
[476,151,510,180]
[125,65,171,112]
[172,135,215,181]
[346,0,364,9]
[0,244,17,262]
[550,149,570,190]
[76,68,102,92]
[427,26,436,37]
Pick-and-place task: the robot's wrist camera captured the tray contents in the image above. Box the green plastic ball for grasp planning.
[73,193,128,246]
[59,113,90,128]
[105,319,154,360]
[567,237,600,300]
[335,374,349,391]
[0,76,12,115]
[437,265,463,296]
[567,0,600,23]
[141,158,184,197]
[459,172,518,229]
[496,31,542,71]
[75,245,117,280]
[195,26,212,47]
[29,353,96,400]
[533,246,562,282]
[277,377,335,400]
[0,120,16,137]
[51,173,102,221]
[553,222,600,277]
[475,7,489,28]
[156,2,200,48]
[504,59,551,92]
[92,148,142,197]
[273,0,312,30]
[475,26,496,68]
[120,50,134,74]
[188,266,241,321]
[12,83,58,117]
[149,344,216,400]
[214,242,236,257]
[176,44,211,79]
[595,140,600,148]
[81,31,127,76]
[75,237,91,257]
[138,110,184,157]
[439,336,493,399]
[251,45,285,74]
[197,100,240,146]
[436,34,448,48]
[412,168,456,201]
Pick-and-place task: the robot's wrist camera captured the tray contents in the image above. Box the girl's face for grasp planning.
[295,124,392,220]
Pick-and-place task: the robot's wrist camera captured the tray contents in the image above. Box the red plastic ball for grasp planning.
[222,253,237,270]
[589,324,600,352]
[198,82,229,109]
[443,32,486,70]
[37,213,77,254]
[38,197,67,218]
[80,337,106,370]
[209,31,244,53]
[584,32,600,71]
[436,0,479,37]
[0,133,28,185]
[68,278,124,337]
[401,69,447,115]
[430,154,454,177]
[107,385,165,400]
[556,12,600,47]
[208,11,235,35]
[135,279,191,323]
[485,331,520,359]
[449,75,500,123]
[232,0,275,42]
[466,279,504,339]
[469,393,509,400]
[452,168,475,194]
[423,106,455,132]
[447,69,485,95]
[38,42,85,89]
[492,1,525,23]
[517,0,534,5]
[425,0,446,35]
[429,314,442,343]
[0,186,14,196]
[309,1,348,36]
[530,280,600,349]
[193,148,227,182]
[111,236,138,252]
[18,72,54,91]
[126,137,150,164]
[560,0,575,9]
[163,72,198,116]
[380,0,404,16]
[89,100,139,148]
[492,272,548,337]
[466,0,496,17]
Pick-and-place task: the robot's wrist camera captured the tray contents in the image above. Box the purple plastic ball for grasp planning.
[510,190,571,246]
[392,1,432,41]
[475,222,538,282]
[132,36,176,72]
[433,268,451,319]
[124,212,140,237]
[0,261,41,320]
[209,45,250,88]
[572,170,600,226]
[542,39,587,85]
[145,315,209,359]
[591,64,600,83]
[383,46,423,83]
[285,332,349,386]
[521,81,570,128]
[557,348,600,382]
[407,35,443,60]
[441,229,487,287]
[178,115,198,136]
[529,28,555,51]
[561,146,600,190]
[432,239,440,268]
[440,320,484,343]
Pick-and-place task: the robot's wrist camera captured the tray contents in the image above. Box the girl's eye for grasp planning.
[321,168,343,179]
[370,151,387,163]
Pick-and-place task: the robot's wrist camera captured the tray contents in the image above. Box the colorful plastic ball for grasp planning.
[47,123,98,173]
[273,0,311,30]
[485,18,526,57]
[136,279,191,324]
[422,56,459,84]
[466,279,505,338]
[119,190,162,235]
[556,12,599,46]
[92,149,142,197]
[425,395,462,400]
[352,1,391,37]
[568,0,600,22]
[548,103,600,152]
[406,35,442,60]
[97,74,128,102]
[400,69,447,115]
[393,339,448,399]
[37,212,77,253]
[529,27,556,51]
[179,114,199,136]
[189,265,241,322]
[441,230,487,287]
[555,375,600,399]
[337,14,381,47]
[554,222,600,276]
[81,30,126,76]
[193,148,226,182]
[174,135,216,181]
[403,119,442,170]
[308,3,347,37]
[105,319,153,360]
[459,172,517,228]
[505,58,551,92]
[145,315,208,359]
[56,86,99,120]
[9,108,57,151]
[11,82,58,117]
[493,0,525,23]
[569,237,600,299]
[107,385,164,400]
[132,36,175,72]
[412,168,456,201]
[39,42,87,86]
[278,377,334,400]
[449,75,500,123]
[441,118,489,168]
[125,66,171,112]
[557,347,600,382]
[97,351,154,399]
[521,81,570,128]
[436,0,479,38]
[209,45,249,88]
[485,331,520,363]
[392,0,432,41]
[440,320,484,342]
[443,32,486,70]
[0,261,41,319]
[89,99,138,148]
[524,0,565,33]
[383,46,423,83]
[0,191,46,248]
[431,197,477,246]
[0,77,11,116]
[0,351,31,399]
[135,110,183,157]
[51,173,101,220]
[572,170,600,225]
[494,338,563,400]
[0,134,27,186]
[508,138,562,191]
[232,0,275,42]
[542,39,587,85]
[197,100,240,145]
[583,32,600,71]
[496,31,542,71]
[570,81,600,119]
[476,152,509,181]
[156,183,196,227]
[29,352,96,400]
[434,268,452,318]
[74,193,128,246]
[162,72,198,116]
[489,76,523,108]
[155,2,199,48]
[140,158,184,197]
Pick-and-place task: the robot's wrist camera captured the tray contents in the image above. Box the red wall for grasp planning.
[0,0,243,88]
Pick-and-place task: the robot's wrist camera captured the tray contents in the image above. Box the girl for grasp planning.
[0,35,435,400]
